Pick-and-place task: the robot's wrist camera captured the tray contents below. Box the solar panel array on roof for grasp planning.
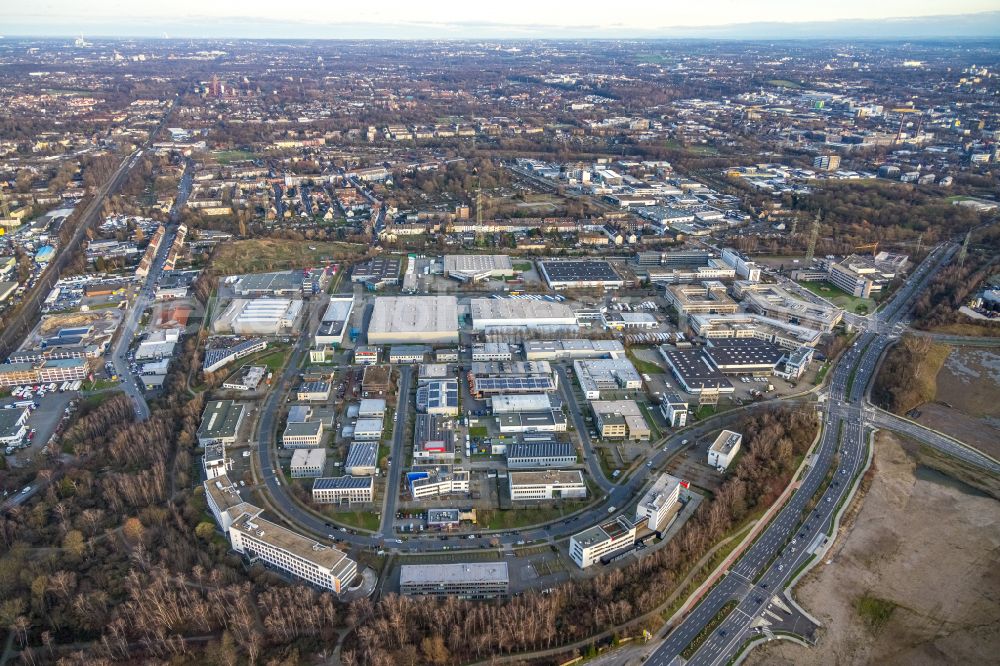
[313,476,373,490]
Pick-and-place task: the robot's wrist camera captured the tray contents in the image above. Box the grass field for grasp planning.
[627,349,666,375]
[212,149,258,164]
[210,239,366,274]
[328,510,380,532]
[797,279,874,314]
[767,79,803,88]
[479,505,584,530]
[855,594,897,636]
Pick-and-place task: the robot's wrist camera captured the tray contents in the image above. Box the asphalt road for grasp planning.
[378,364,413,538]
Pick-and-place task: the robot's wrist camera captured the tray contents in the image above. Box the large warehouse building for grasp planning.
[524,339,626,360]
[469,298,577,331]
[368,295,459,344]
[212,298,303,335]
[538,260,624,290]
[444,254,515,282]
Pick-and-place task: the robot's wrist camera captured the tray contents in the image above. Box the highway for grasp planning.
[642,241,968,666]
[866,406,1000,473]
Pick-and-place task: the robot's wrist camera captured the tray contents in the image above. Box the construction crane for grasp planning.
[854,242,879,256]
[805,211,821,264]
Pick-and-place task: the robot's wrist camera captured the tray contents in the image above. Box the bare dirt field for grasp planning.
[746,432,1000,666]
[915,347,1000,460]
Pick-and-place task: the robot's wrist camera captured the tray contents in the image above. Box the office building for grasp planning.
[312,476,374,504]
[228,509,357,593]
[352,418,384,442]
[400,562,509,598]
[282,420,324,448]
[345,442,378,475]
[573,358,642,399]
[354,346,379,365]
[0,407,29,446]
[222,365,266,391]
[569,516,637,568]
[497,410,568,434]
[471,342,513,361]
[590,400,650,441]
[297,381,331,402]
[660,393,689,428]
[508,470,586,501]
[733,282,843,332]
[709,430,742,470]
[290,448,327,478]
[664,282,739,316]
[635,473,683,531]
[471,375,557,398]
[361,366,391,397]
[388,345,429,364]
[506,439,576,468]
[409,469,470,499]
[416,379,460,416]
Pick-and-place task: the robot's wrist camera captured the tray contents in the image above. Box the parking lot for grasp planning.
[2,390,77,464]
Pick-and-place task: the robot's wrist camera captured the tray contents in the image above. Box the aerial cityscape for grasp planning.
[0,4,998,665]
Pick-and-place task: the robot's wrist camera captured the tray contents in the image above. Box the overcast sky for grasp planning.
[5,0,1000,38]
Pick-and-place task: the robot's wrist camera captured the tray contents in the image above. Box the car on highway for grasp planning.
[21,486,31,494]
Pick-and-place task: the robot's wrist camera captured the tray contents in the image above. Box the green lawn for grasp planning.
[329,510,380,532]
[512,261,533,272]
[212,149,258,164]
[479,505,586,530]
[468,426,488,438]
[626,349,666,375]
[796,279,874,314]
[813,362,830,385]
[257,349,291,371]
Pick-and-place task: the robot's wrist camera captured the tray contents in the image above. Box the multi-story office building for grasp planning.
[312,476,375,504]
[591,400,650,441]
[506,439,576,468]
[523,339,625,361]
[290,448,326,478]
[409,469,470,499]
[733,282,843,332]
[282,420,324,448]
[660,393,689,428]
[709,430,742,470]
[471,342,513,361]
[573,358,643,399]
[635,473,683,531]
[497,410,568,434]
[569,516,637,568]
[227,510,357,593]
[399,562,509,599]
[508,470,586,501]
[345,442,378,476]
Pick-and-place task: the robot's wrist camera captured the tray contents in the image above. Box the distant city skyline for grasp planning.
[4,1,1000,39]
